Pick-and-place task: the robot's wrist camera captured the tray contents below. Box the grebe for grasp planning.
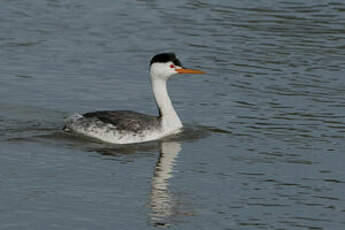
[64,53,205,144]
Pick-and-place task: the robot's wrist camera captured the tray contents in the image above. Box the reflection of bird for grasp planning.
[64,53,204,144]
[150,142,182,225]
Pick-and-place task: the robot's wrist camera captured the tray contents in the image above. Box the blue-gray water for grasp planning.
[1,0,345,229]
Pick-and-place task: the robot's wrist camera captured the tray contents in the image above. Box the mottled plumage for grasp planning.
[83,110,160,133]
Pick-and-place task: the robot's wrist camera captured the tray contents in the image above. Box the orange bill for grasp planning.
[176,68,205,74]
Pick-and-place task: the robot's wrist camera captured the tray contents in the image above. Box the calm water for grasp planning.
[1,0,345,229]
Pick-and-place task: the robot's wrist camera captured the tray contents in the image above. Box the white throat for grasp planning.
[150,73,182,132]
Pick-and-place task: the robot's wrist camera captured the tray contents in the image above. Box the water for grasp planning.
[1,0,345,229]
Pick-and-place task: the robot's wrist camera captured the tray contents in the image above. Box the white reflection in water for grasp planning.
[150,141,181,226]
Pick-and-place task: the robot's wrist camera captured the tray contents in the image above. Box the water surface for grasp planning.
[1,0,345,229]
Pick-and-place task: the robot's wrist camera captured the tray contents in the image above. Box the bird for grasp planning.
[64,53,205,144]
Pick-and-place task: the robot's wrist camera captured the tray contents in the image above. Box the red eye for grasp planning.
[170,64,175,68]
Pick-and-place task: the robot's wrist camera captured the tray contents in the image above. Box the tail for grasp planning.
[63,113,83,131]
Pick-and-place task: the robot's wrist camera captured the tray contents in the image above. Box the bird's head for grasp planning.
[150,53,204,81]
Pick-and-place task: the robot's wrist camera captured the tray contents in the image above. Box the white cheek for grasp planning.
[150,62,178,80]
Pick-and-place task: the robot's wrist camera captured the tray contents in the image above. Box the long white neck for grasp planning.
[151,77,182,132]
